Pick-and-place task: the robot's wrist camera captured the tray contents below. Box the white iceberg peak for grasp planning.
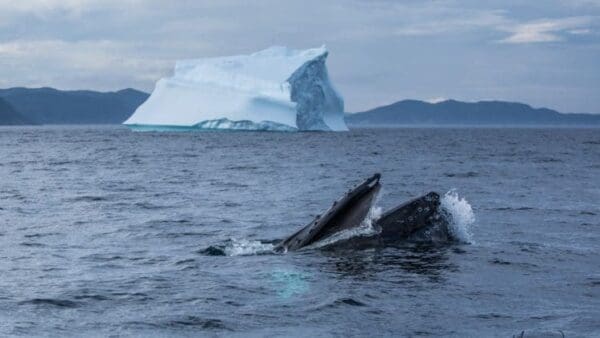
[125,46,347,131]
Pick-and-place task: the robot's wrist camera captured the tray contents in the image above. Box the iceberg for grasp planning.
[124,46,347,131]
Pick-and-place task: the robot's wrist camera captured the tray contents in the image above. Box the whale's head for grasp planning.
[376,191,441,240]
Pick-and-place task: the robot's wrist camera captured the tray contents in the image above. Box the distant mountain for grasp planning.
[346,99,600,126]
[0,97,35,125]
[0,87,149,124]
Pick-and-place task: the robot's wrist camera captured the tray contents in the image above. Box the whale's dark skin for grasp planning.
[275,174,445,252]
[375,192,442,243]
[275,173,382,252]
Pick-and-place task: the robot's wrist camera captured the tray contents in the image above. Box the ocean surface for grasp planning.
[1,126,599,337]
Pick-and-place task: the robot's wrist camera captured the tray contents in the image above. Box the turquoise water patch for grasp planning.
[270,269,312,299]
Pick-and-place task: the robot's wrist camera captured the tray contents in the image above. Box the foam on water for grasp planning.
[224,238,275,256]
[441,190,476,243]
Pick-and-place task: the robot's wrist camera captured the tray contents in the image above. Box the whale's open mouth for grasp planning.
[275,173,450,252]
[199,177,470,256]
[275,173,382,252]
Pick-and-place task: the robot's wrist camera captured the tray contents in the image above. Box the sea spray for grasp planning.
[441,190,475,243]
[364,205,383,228]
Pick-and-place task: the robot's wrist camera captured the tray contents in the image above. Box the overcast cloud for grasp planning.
[0,0,599,113]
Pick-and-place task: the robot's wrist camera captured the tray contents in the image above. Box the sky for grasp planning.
[0,0,599,113]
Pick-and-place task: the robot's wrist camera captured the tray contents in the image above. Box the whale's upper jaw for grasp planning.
[275,173,382,252]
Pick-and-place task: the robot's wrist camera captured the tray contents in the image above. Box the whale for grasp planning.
[275,174,445,252]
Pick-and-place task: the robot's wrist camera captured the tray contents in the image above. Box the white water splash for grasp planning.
[224,238,275,256]
[363,205,383,228]
[441,190,475,243]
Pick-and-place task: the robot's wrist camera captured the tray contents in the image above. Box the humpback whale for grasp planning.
[275,174,446,252]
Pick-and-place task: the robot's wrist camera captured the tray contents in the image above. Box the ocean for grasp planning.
[1,126,599,337]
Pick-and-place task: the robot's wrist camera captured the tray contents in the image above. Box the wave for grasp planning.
[19,298,79,308]
[125,317,230,330]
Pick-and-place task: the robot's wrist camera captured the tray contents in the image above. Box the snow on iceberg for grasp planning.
[124,46,347,131]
